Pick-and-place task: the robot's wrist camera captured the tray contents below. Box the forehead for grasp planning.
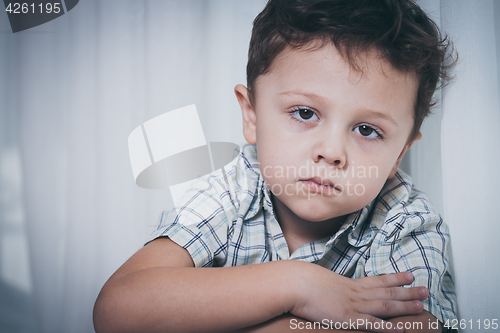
[255,43,418,124]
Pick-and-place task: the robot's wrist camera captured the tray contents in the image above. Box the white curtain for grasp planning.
[405,0,500,327]
[0,1,498,332]
[439,0,500,325]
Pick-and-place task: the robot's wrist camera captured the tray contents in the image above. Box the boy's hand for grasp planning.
[290,262,428,333]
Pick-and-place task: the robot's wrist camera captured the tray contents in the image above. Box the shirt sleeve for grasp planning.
[146,168,236,268]
[360,195,457,323]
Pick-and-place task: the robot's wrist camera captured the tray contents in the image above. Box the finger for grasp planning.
[360,272,414,289]
[356,299,425,319]
[362,286,429,301]
[347,314,404,333]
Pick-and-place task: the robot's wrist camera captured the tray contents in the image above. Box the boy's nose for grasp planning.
[314,152,346,168]
[311,134,347,168]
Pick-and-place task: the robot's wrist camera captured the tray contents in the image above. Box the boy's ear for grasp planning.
[234,84,257,145]
[388,131,422,179]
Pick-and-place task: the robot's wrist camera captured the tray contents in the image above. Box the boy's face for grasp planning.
[236,43,420,223]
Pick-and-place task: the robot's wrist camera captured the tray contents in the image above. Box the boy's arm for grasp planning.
[93,237,427,333]
[93,237,295,333]
[235,311,441,332]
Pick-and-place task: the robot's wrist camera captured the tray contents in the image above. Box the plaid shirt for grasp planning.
[148,143,457,323]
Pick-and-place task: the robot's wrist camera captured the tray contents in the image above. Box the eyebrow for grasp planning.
[362,110,399,126]
[277,91,325,104]
[278,91,399,126]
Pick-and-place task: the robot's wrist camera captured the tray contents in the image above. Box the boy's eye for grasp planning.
[298,109,314,120]
[354,125,381,139]
[290,108,319,122]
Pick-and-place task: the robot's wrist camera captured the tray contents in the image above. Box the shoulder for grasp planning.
[360,170,457,322]
[146,143,264,265]
[173,143,260,213]
[371,170,448,240]
[363,169,452,280]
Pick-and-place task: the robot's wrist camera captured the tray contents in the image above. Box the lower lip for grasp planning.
[300,180,340,195]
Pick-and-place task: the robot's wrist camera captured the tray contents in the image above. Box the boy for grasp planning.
[94,0,456,332]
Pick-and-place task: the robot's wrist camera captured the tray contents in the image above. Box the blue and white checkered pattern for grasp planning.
[147,143,457,323]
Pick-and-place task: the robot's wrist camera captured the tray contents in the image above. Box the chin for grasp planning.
[292,206,338,222]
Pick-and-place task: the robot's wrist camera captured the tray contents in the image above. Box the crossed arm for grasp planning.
[93,237,440,333]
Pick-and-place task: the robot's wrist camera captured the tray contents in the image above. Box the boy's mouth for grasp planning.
[300,177,341,194]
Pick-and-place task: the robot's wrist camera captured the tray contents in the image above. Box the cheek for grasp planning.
[257,149,300,194]
[255,119,282,151]
[354,143,400,172]
[344,153,396,195]
[357,174,388,198]
[256,133,297,171]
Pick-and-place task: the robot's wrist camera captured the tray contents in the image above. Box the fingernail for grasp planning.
[414,301,423,311]
[419,287,427,297]
[405,272,413,281]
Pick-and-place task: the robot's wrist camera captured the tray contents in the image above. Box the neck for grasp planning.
[271,194,347,255]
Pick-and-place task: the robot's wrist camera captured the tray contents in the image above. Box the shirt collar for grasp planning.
[342,170,414,247]
[244,173,382,248]
[345,201,378,247]
[244,174,275,220]
[262,182,275,215]
[240,144,273,220]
